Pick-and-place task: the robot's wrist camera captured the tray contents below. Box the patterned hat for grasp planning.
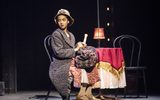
[54,9,74,26]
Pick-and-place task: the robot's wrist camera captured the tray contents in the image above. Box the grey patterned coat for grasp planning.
[49,28,76,97]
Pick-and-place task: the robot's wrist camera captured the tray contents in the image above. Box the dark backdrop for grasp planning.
[0,0,159,94]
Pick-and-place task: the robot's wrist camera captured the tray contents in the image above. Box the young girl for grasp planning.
[49,9,83,100]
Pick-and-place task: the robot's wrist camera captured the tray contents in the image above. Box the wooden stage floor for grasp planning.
[0,91,160,100]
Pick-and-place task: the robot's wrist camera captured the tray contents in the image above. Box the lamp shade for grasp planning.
[93,28,105,39]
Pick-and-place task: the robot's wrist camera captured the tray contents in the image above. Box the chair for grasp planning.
[44,35,53,100]
[113,34,148,98]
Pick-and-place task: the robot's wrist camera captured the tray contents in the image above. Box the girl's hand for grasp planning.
[74,42,87,51]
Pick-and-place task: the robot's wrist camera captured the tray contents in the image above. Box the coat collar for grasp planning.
[56,28,75,47]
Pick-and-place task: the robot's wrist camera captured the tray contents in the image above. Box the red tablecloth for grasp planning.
[96,48,124,70]
[94,48,126,89]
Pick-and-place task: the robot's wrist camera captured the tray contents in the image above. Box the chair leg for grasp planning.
[115,88,118,97]
[143,70,148,98]
[136,71,139,98]
[123,87,127,98]
[45,90,51,100]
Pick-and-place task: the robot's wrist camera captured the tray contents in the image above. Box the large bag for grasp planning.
[75,46,98,69]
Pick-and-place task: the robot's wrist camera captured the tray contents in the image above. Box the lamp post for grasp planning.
[93,0,105,48]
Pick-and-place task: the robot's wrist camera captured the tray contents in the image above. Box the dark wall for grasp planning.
[0,0,159,94]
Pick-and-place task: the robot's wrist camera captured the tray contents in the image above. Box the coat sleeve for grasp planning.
[51,32,76,59]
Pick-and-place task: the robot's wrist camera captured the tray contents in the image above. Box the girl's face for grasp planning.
[57,15,69,30]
